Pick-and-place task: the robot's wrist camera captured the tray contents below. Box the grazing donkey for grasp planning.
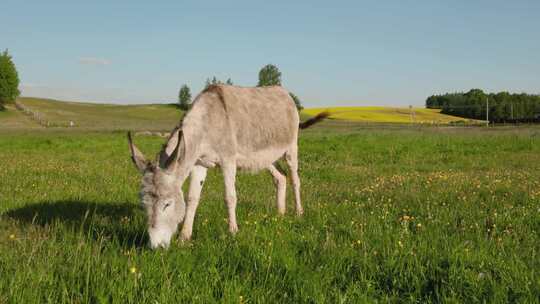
[128,85,328,248]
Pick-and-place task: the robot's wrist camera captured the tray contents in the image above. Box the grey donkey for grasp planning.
[128,85,328,248]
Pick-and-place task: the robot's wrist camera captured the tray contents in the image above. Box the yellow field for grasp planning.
[303,106,479,124]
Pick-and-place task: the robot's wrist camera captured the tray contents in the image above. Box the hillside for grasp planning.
[11,97,184,131]
[0,98,480,132]
[303,106,480,124]
[0,105,42,129]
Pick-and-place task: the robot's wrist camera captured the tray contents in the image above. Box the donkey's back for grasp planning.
[185,85,299,170]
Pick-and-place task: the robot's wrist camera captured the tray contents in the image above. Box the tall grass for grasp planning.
[0,127,539,303]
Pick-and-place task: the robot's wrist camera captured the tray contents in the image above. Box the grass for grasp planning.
[15,97,184,130]
[303,106,481,124]
[0,124,539,303]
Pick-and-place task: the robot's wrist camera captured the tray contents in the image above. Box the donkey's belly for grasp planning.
[236,147,288,172]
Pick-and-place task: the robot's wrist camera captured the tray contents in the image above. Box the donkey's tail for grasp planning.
[299,111,330,129]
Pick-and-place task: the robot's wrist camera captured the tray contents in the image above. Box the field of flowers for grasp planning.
[303,106,480,124]
[0,126,539,303]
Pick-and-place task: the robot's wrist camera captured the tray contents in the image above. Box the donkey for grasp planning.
[128,85,328,248]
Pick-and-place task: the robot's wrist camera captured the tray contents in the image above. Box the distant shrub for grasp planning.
[289,92,303,111]
[178,84,192,111]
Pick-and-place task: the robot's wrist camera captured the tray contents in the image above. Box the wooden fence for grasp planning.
[15,101,74,127]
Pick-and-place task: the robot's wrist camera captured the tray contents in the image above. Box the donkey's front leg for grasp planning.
[180,165,207,241]
[222,163,238,234]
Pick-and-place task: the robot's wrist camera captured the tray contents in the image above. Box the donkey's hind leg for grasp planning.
[268,164,287,215]
[285,146,303,216]
[222,162,239,234]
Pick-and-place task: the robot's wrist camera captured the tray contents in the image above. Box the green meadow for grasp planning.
[0,103,539,303]
[15,97,183,130]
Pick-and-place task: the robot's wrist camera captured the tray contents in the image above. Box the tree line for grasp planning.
[178,64,303,111]
[426,89,540,123]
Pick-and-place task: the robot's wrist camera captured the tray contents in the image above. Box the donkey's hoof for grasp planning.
[179,231,192,242]
[229,225,239,235]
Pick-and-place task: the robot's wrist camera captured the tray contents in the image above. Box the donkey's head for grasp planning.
[127,131,185,249]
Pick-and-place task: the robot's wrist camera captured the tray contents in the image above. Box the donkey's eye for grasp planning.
[163,202,172,211]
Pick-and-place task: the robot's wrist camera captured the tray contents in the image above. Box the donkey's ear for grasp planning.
[127,132,148,173]
[159,130,183,171]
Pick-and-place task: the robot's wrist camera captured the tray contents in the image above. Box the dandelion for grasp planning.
[416,223,422,228]
[398,240,403,248]
[129,266,137,274]
[9,234,15,240]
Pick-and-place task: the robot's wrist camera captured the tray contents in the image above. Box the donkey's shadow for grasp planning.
[5,200,148,248]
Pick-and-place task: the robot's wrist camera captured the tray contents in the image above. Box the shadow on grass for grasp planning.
[5,200,149,248]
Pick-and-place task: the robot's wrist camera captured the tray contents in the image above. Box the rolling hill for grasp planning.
[8,97,184,131]
[0,97,479,131]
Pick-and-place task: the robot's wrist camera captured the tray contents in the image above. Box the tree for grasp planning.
[0,49,20,108]
[178,84,192,111]
[289,92,303,111]
[257,64,281,87]
[204,76,233,89]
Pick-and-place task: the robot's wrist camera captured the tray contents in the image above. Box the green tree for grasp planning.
[289,92,303,111]
[204,76,233,89]
[257,64,281,87]
[0,49,20,108]
[178,84,192,111]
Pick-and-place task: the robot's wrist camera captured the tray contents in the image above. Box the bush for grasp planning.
[178,84,191,111]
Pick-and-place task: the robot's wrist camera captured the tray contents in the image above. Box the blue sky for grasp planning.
[1,0,539,106]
